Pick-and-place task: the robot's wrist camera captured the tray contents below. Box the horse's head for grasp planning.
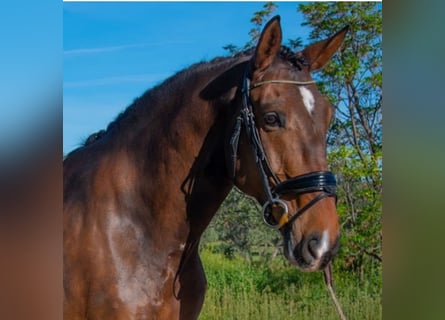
[230,16,348,271]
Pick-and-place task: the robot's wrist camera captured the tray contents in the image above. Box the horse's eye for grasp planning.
[264,112,280,127]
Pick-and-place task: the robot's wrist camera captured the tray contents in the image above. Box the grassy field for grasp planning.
[198,250,381,320]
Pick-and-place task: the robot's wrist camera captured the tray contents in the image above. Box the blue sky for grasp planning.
[0,0,61,157]
[63,2,312,154]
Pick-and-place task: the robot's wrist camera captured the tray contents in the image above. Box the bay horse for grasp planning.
[64,16,348,319]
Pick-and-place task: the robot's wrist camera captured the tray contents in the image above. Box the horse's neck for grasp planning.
[116,67,235,243]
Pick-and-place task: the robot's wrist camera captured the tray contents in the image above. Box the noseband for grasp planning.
[228,67,337,230]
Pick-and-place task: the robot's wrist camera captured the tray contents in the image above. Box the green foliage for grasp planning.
[223,2,278,55]
[247,2,278,46]
[199,250,381,319]
[201,188,282,262]
[207,0,381,276]
[299,2,382,276]
[202,4,382,314]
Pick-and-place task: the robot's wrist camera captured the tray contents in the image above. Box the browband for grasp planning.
[250,79,316,90]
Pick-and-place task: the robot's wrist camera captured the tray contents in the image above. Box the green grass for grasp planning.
[199,250,381,320]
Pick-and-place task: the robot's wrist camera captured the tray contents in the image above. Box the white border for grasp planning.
[63,1,382,3]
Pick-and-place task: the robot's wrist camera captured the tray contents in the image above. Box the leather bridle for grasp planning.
[228,67,337,230]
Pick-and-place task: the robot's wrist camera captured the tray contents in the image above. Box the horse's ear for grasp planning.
[253,15,282,72]
[300,26,349,72]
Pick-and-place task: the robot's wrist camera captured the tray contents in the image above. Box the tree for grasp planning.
[204,2,382,281]
[223,2,278,55]
[298,2,382,277]
[223,2,304,55]
[201,188,282,263]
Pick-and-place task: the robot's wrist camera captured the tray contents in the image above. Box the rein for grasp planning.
[324,263,347,320]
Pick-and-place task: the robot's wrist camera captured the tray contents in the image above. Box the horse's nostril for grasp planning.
[307,234,321,259]
[289,231,332,269]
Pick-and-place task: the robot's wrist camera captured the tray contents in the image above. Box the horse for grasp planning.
[63,16,348,320]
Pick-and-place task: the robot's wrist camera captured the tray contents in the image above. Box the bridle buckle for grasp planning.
[261,198,288,229]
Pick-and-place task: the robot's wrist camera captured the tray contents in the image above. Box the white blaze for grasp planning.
[317,229,330,259]
[299,86,315,114]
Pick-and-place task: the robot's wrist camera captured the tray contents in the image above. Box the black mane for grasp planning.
[234,45,308,70]
[278,45,309,69]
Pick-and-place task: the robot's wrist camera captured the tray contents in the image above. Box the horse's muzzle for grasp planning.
[285,230,340,271]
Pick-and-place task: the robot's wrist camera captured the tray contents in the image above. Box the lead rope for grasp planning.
[323,263,347,320]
